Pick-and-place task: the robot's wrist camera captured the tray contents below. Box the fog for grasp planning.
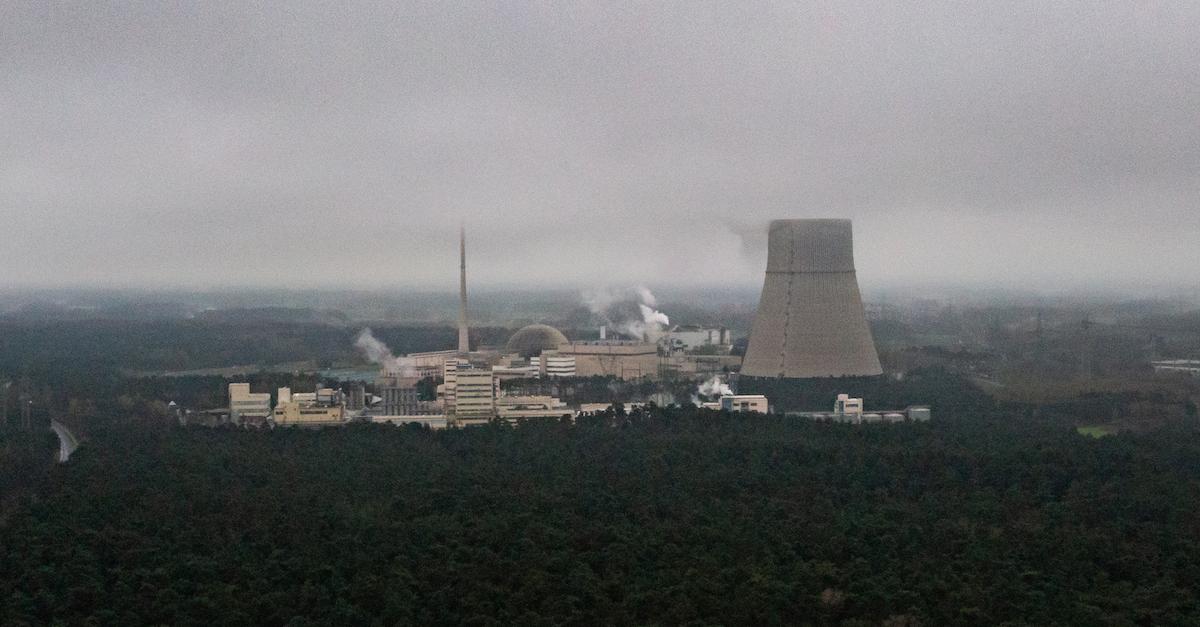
[2,2,1197,291]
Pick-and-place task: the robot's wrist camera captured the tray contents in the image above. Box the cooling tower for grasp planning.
[741,219,882,378]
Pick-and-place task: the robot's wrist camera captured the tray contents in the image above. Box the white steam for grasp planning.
[582,286,670,343]
[697,375,733,398]
[635,286,657,308]
[581,287,621,316]
[354,328,417,377]
[637,303,671,342]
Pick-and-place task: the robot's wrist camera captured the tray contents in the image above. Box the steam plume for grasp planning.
[354,328,417,376]
[697,375,733,398]
[582,285,670,342]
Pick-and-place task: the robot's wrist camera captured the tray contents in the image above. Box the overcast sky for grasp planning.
[2,2,1197,292]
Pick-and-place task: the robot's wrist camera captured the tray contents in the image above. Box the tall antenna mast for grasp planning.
[458,223,469,355]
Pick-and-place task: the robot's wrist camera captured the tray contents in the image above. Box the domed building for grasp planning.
[505,324,569,357]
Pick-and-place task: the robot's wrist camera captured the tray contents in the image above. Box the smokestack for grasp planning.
[741,219,882,378]
[458,224,470,354]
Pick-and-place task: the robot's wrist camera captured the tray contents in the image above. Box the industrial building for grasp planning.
[556,340,661,379]
[530,351,577,377]
[273,386,346,426]
[440,360,459,411]
[1151,359,1200,376]
[741,219,883,378]
[698,395,769,413]
[665,353,742,377]
[378,380,440,416]
[444,361,497,424]
[789,394,931,423]
[440,355,581,425]
[511,338,741,381]
[491,363,540,381]
[381,379,419,414]
[664,325,732,353]
[506,324,569,357]
[495,396,574,423]
[228,383,271,425]
[367,415,449,429]
[454,369,497,423]
[400,350,459,379]
[347,385,366,410]
[226,383,353,428]
[835,393,863,416]
[720,395,769,413]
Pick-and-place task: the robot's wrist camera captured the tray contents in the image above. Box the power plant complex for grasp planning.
[215,219,919,428]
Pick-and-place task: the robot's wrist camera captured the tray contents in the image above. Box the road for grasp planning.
[50,419,80,463]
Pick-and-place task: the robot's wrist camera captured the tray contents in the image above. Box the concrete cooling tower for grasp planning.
[741,219,882,378]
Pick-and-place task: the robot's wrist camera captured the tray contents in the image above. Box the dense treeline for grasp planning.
[0,430,56,517]
[739,367,996,415]
[0,320,510,379]
[0,321,515,423]
[3,409,1200,625]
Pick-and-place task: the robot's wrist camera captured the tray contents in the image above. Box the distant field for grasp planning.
[125,360,318,378]
[1077,425,1116,438]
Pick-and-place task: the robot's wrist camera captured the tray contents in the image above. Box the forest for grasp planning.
[3,407,1200,625]
[1,299,1198,624]
[0,319,513,381]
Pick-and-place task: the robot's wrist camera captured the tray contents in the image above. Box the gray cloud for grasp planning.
[2,2,1197,290]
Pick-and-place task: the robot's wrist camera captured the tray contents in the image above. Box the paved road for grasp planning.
[50,420,80,463]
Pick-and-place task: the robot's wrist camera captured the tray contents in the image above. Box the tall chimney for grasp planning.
[458,224,470,354]
[741,219,881,378]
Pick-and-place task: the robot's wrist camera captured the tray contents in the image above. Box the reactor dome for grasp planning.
[505,324,569,357]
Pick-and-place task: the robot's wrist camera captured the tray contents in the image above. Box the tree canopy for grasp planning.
[3,408,1199,625]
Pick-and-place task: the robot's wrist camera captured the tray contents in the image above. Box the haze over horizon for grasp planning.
[3,2,1198,291]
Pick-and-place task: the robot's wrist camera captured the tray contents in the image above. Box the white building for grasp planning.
[1151,360,1200,376]
[441,359,463,413]
[787,394,930,423]
[409,350,459,379]
[665,325,731,353]
[229,383,271,424]
[834,393,863,419]
[273,386,345,427]
[719,395,770,413]
[443,361,497,423]
[495,396,573,422]
[531,352,577,377]
[368,415,449,429]
[492,364,539,381]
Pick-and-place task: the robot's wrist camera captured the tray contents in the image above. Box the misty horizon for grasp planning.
[3,3,1198,290]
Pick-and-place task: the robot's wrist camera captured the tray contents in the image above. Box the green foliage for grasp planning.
[0,430,57,503]
[0,320,509,386]
[1076,425,1115,438]
[739,366,995,415]
[3,412,1200,625]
